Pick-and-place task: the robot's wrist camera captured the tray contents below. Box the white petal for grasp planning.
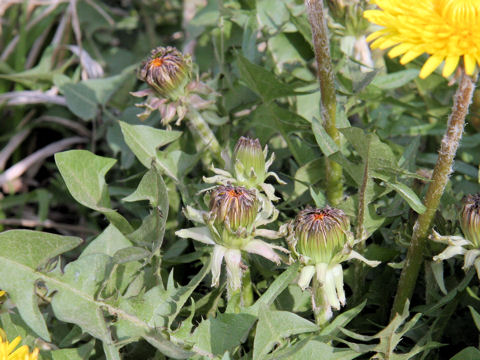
[474,258,480,280]
[175,227,215,245]
[202,174,234,184]
[266,171,286,185]
[430,229,471,246]
[259,183,280,202]
[324,267,340,310]
[224,249,243,294]
[211,245,227,287]
[331,264,346,306]
[298,265,315,289]
[463,249,480,269]
[183,205,207,224]
[243,239,282,264]
[254,228,282,239]
[433,245,466,262]
[347,250,381,267]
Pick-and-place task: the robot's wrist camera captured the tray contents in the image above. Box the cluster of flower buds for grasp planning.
[131,46,219,127]
[288,207,379,322]
[176,136,289,298]
[203,136,285,221]
[176,184,288,297]
[430,193,480,280]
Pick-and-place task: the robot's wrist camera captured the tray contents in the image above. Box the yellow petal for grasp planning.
[419,54,444,79]
[464,54,476,75]
[7,336,21,354]
[442,55,459,77]
[388,43,411,58]
[400,50,423,65]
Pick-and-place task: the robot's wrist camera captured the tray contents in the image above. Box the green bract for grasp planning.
[461,194,480,248]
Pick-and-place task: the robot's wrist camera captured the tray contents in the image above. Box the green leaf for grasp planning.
[385,182,426,214]
[268,337,360,360]
[49,340,95,360]
[468,306,480,332]
[123,168,168,208]
[83,65,135,105]
[370,69,419,90]
[81,224,132,258]
[191,313,257,355]
[450,347,480,360]
[253,304,318,360]
[246,262,300,316]
[119,121,182,178]
[320,301,366,337]
[237,54,298,102]
[59,82,98,121]
[55,150,133,234]
[113,247,150,264]
[124,167,169,254]
[0,230,82,341]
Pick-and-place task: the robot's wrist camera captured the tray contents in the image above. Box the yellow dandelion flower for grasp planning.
[364,0,480,78]
[0,328,39,360]
[0,291,5,298]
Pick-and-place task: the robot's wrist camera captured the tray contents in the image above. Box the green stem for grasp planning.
[187,106,221,162]
[391,72,476,317]
[305,0,343,206]
[312,277,329,327]
[242,268,254,307]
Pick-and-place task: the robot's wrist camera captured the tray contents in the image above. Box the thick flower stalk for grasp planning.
[364,0,479,318]
[364,0,480,79]
[287,207,379,325]
[131,46,221,157]
[0,328,39,360]
[176,185,288,299]
[306,0,343,206]
[430,194,480,278]
[203,136,285,222]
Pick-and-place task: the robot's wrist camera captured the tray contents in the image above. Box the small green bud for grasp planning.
[233,136,266,186]
[460,194,480,247]
[294,207,350,264]
[209,185,258,232]
[140,46,192,100]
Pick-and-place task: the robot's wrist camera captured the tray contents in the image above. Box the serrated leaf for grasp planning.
[320,301,366,337]
[253,304,318,360]
[55,150,133,234]
[0,231,82,341]
[83,65,135,105]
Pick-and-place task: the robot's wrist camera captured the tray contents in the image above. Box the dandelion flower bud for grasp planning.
[209,185,258,232]
[232,137,266,185]
[140,46,192,100]
[294,207,350,264]
[460,194,480,248]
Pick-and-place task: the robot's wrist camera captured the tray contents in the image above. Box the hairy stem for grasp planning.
[391,73,476,317]
[187,106,221,162]
[306,0,343,206]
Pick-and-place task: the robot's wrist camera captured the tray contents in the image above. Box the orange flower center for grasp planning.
[228,189,243,198]
[150,57,164,68]
[313,213,326,221]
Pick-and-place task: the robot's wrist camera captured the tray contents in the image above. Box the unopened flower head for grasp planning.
[294,207,350,264]
[233,137,266,185]
[140,46,192,99]
[364,0,480,78]
[209,185,258,232]
[0,328,39,360]
[461,193,480,248]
